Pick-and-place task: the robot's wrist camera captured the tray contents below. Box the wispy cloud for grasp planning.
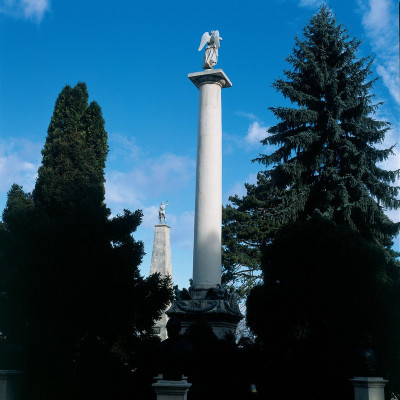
[0,139,41,192]
[298,0,324,8]
[246,121,268,145]
[108,133,140,164]
[224,172,258,204]
[357,0,399,104]
[0,0,49,22]
[105,152,195,207]
[233,111,269,148]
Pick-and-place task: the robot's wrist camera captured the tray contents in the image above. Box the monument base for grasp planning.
[166,286,243,339]
[152,379,192,400]
[350,377,388,400]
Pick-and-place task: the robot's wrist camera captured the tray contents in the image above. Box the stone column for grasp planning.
[350,377,388,400]
[152,379,192,400]
[150,224,172,340]
[188,69,232,290]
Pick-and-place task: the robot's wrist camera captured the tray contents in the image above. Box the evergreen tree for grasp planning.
[246,216,400,400]
[0,83,172,400]
[222,5,399,293]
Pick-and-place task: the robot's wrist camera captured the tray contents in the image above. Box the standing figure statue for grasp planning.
[158,201,168,224]
[198,30,223,70]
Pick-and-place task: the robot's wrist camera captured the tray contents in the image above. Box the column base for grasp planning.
[167,285,243,339]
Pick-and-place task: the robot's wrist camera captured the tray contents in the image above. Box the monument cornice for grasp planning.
[188,69,232,89]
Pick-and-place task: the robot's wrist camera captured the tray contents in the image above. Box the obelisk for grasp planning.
[149,202,172,340]
[189,69,231,290]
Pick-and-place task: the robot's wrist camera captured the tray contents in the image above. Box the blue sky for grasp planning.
[0,0,398,289]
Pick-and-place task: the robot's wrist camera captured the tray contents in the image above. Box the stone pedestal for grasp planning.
[0,370,23,400]
[150,224,172,277]
[350,377,388,400]
[150,224,172,340]
[152,379,192,400]
[167,286,242,339]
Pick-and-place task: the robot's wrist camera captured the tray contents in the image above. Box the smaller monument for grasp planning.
[150,202,172,340]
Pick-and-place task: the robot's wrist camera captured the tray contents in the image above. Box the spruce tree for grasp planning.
[0,83,172,400]
[223,6,399,292]
[257,5,399,246]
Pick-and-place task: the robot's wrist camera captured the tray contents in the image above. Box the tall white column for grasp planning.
[188,69,232,289]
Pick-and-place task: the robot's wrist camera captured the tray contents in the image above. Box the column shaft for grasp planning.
[192,81,222,289]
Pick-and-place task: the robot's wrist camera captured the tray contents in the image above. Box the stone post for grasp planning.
[152,379,192,400]
[188,69,232,290]
[0,370,23,400]
[350,377,388,400]
[150,224,172,340]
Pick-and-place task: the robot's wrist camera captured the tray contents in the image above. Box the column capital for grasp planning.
[188,69,232,89]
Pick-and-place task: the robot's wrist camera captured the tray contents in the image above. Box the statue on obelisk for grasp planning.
[167,31,242,339]
[158,201,168,224]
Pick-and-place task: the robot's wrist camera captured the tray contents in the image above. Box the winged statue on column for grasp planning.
[198,30,223,70]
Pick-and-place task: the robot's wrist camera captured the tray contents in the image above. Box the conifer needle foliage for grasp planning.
[222,6,399,294]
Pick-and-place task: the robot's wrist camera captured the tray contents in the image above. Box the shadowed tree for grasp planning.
[0,83,172,400]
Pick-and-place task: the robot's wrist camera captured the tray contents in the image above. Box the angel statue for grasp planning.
[198,30,223,70]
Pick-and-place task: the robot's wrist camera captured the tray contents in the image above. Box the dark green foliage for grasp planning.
[246,216,400,400]
[222,5,399,294]
[0,83,172,400]
[257,6,399,246]
[222,176,279,298]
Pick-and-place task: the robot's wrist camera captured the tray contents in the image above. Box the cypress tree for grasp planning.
[0,83,172,399]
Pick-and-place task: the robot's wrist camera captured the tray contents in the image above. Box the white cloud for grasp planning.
[21,0,48,20]
[224,172,258,203]
[358,0,400,104]
[108,133,140,163]
[0,0,49,22]
[299,0,323,7]
[169,211,194,249]
[0,139,41,192]
[234,111,269,148]
[245,121,268,145]
[105,152,195,207]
